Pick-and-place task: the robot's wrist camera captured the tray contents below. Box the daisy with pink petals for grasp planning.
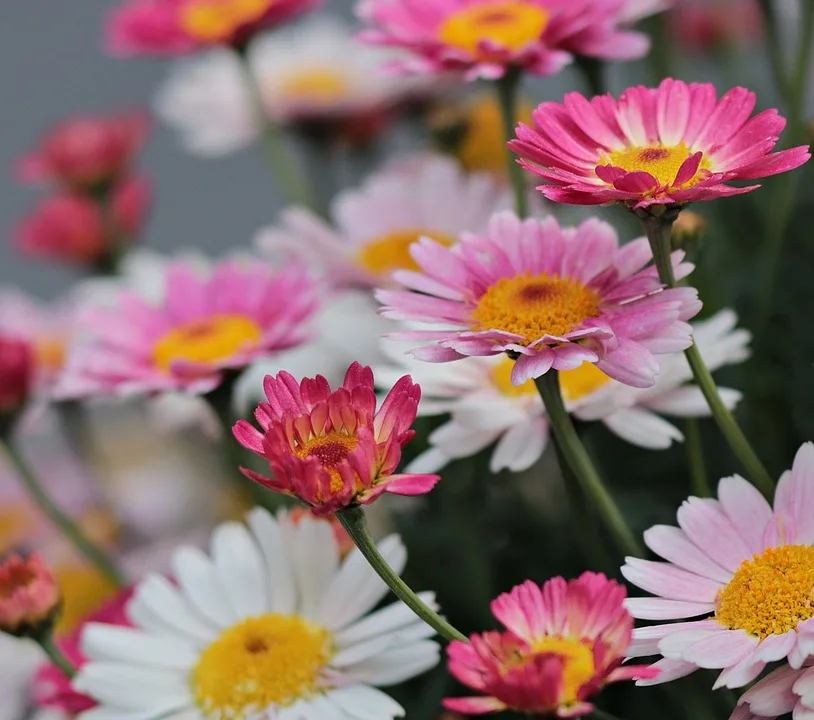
[623,442,814,690]
[233,361,439,515]
[377,211,700,388]
[356,0,666,80]
[55,258,318,398]
[444,572,657,716]
[509,77,811,209]
[730,662,814,720]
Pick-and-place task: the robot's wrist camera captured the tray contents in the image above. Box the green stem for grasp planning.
[38,634,76,678]
[1,440,125,587]
[495,67,528,219]
[533,372,642,557]
[684,419,711,497]
[336,506,468,643]
[575,57,605,97]
[639,214,775,496]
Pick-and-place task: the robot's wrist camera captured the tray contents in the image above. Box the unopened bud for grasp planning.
[0,554,62,639]
[671,210,706,251]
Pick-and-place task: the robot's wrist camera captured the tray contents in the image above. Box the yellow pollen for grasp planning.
[53,564,119,636]
[489,357,536,397]
[35,337,66,375]
[438,1,550,57]
[472,272,600,344]
[180,0,273,41]
[153,314,263,374]
[294,432,360,493]
[602,143,712,188]
[357,229,456,276]
[278,69,349,104]
[716,544,814,639]
[193,614,332,715]
[559,362,613,403]
[524,637,596,705]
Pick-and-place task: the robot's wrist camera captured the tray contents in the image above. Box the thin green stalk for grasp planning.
[495,67,528,219]
[337,506,468,643]
[1,440,125,587]
[684,419,711,497]
[38,634,76,678]
[533,372,642,557]
[639,214,774,496]
[575,57,605,97]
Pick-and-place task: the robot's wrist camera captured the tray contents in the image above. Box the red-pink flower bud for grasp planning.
[0,554,62,638]
[0,336,34,415]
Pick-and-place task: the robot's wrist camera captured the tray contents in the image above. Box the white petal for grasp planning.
[326,685,405,720]
[405,447,450,474]
[489,418,547,472]
[171,546,238,627]
[248,508,296,614]
[73,662,191,712]
[291,515,340,620]
[603,407,684,449]
[336,593,437,647]
[340,641,440,686]
[211,521,268,618]
[331,636,394,668]
[81,624,197,670]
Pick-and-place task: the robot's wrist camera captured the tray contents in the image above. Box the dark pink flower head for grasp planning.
[14,178,150,267]
[672,0,762,51]
[17,112,148,191]
[0,554,61,638]
[377,211,701,388]
[0,336,35,415]
[33,587,133,715]
[233,361,440,514]
[509,78,811,209]
[356,0,668,81]
[106,0,322,56]
[444,573,658,716]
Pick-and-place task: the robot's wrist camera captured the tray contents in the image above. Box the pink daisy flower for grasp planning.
[106,0,322,56]
[443,572,658,716]
[55,258,318,398]
[623,442,814,690]
[731,662,814,720]
[232,361,440,515]
[509,78,811,209]
[0,554,61,638]
[356,0,665,80]
[377,211,700,388]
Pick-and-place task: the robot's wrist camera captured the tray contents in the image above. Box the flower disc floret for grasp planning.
[509,78,811,209]
[377,211,700,388]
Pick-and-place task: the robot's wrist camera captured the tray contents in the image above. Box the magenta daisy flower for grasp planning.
[377,211,700,388]
[444,573,657,716]
[55,258,318,397]
[509,78,811,209]
[356,0,662,81]
[623,442,814,689]
[232,362,439,514]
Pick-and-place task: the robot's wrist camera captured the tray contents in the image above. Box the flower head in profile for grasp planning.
[72,509,440,720]
[106,0,322,56]
[510,78,810,209]
[0,554,61,638]
[257,154,513,287]
[444,573,657,716]
[356,0,667,80]
[234,362,439,514]
[55,258,318,398]
[17,112,148,191]
[730,662,814,720]
[378,211,700,388]
[623,442,814,689]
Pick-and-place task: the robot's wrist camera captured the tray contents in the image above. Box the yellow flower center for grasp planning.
[459,95,534,176]
[438,1,550,57]
[35,337,66,375]
[278,69,349,105]
[472,272,600,344]
[53,564,119,636]
[559,362,613,403]
[489,357,537,397]
[153,314,263,374]
[0,506,33,554]
[716,544,814,639]
[180,0,273,41]
[602,143,712,188]
[357,229,456,276]
[523,636,596,705]
[294,432,360,493]
[193,614,333,715]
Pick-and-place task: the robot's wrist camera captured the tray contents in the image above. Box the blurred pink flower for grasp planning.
[0,337,34,416]
[671,0,762,50]
[0,554,61,638]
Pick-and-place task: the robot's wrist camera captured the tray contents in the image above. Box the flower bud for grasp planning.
[0,337,34,419]
[0,554,62,639]
[671,210,706,251]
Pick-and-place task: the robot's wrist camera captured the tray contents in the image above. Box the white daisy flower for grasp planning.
[255,154,514,288]
[72,508,440,720]
[377,310,750,473]
[154,16,440,158]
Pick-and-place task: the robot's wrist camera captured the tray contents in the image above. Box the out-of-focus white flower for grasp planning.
[0,634,43,720]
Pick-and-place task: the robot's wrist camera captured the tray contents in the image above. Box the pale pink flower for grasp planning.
[356,0,667,80]
[0,554,61,638]
[509,78,810,208]
[730,662,814,720]
[623,442,814,689]
[444,573,657,716]
[54,258,319,398]
[233,361,440,514]
[17,112,148,191]
[106,0,322,56]
[377,211,700,388]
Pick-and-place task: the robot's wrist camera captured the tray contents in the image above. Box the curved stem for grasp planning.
[639,214,775,496]
[1,440,125,587]
[337,506,468,643]
[495,67,528,219]
[38,634,76,678]
[533,372,642,557]
[684,419,711,498]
